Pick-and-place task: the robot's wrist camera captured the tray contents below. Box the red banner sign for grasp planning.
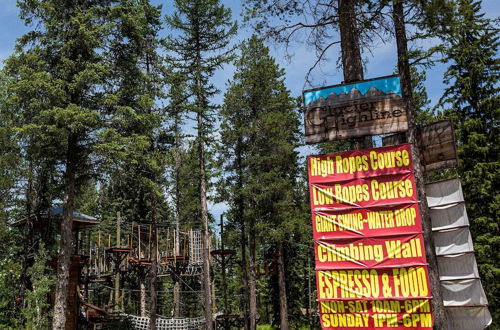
[308,144,414,183]
[319,299,433,329]
[315,234,427,269]
[310,173,417,210]
[316,266,431,301]
[313,204,422,240]
[308,144,433,329]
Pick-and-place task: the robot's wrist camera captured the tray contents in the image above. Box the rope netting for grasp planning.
[123,314,205,330]
[86,229,204,277]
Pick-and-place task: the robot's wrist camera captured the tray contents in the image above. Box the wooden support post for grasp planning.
[183,232,187,259]
[116,211,121,248]
[138,224,142,260]
[131,221,135,248]
[114,212,121,312]
[148,225,152,260]
[392,1,446,328]
[190,229,194,262]
[173,230,177,264]
[166,228,170,264]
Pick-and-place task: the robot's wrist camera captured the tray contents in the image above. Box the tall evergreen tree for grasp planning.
[221,36,304,329]
[98,1,168,327]
[165,1,237,327]
[5,1,114,328]
[439,0,500,322]
[0,69,24,328]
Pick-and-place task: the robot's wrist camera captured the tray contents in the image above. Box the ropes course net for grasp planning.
[86,229,204,277]
[123,314,205,330]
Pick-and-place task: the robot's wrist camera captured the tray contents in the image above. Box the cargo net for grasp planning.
[123,314,205,330]
[156,229,203,276]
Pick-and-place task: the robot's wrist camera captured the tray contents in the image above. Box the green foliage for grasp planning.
[0,225,22,329]
[222,35,302,241]
[22,244,55,329]
[439,0,500,324]
[165,0,237,139]
[165,0,237,222]
[220,36,310,326]
[97,0,168,226]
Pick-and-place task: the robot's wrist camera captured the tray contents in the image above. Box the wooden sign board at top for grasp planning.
[302,75,408,144]
[382,119,458,172]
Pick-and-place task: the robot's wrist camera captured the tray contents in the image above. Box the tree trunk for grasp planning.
[338,0,363,82]
[248,216,258,329]
[173,120,183,317]
[392,2,446,329]
[236,141,250,329]
[114,212,121,312]
[276,243,289,329]
[173,178,182,317]
[338,0,372,149]
[173,170,182,317]
[198,102,213,330]
[140,279,147,317]
[52,134,77,330]
[149,197,158,330]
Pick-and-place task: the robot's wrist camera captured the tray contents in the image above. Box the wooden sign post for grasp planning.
[303,75,409,144]
[382,119,458,172]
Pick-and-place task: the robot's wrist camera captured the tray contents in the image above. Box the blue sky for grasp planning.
[2,0,497,104]
[1,0,498,221]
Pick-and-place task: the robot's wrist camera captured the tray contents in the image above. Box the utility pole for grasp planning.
[392,1,446,328]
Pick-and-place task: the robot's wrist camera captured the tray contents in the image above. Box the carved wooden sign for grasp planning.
[302,75,408,144]
[382,119,458,172]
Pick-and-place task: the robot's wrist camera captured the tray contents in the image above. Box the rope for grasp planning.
[122,314,205,330]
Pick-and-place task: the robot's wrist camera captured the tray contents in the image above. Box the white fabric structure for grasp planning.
[445,306,492,330]
[426,178,464,207]
[426,179,491,329]
[429,202,469,231]
[124,314,205,330]
[441,279,489,306]
[437,253,479,280]
[433,227,474,256]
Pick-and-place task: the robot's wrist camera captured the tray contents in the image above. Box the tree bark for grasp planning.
[114,212,121,312]
[236,140,250,329]
[173,281,181,317]
[140,279,147,317]
[338,0,372,149]
[276,243,289,329]
[52,134,77,330]
[149,197,158,330]
[197,85,213,330]
[248,216,258,329]
[173,178,182,317]
[338,0,363,82]
[392,2,446,329]
[173,113,183,317]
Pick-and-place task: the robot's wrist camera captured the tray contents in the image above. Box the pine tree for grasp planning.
[98,1,167,327]
[221,36,303,329]
[5,1,114,328]
[440,0,500,322]
[165,1,237,327]
[22,244,55,329]
[0,70,23,327]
